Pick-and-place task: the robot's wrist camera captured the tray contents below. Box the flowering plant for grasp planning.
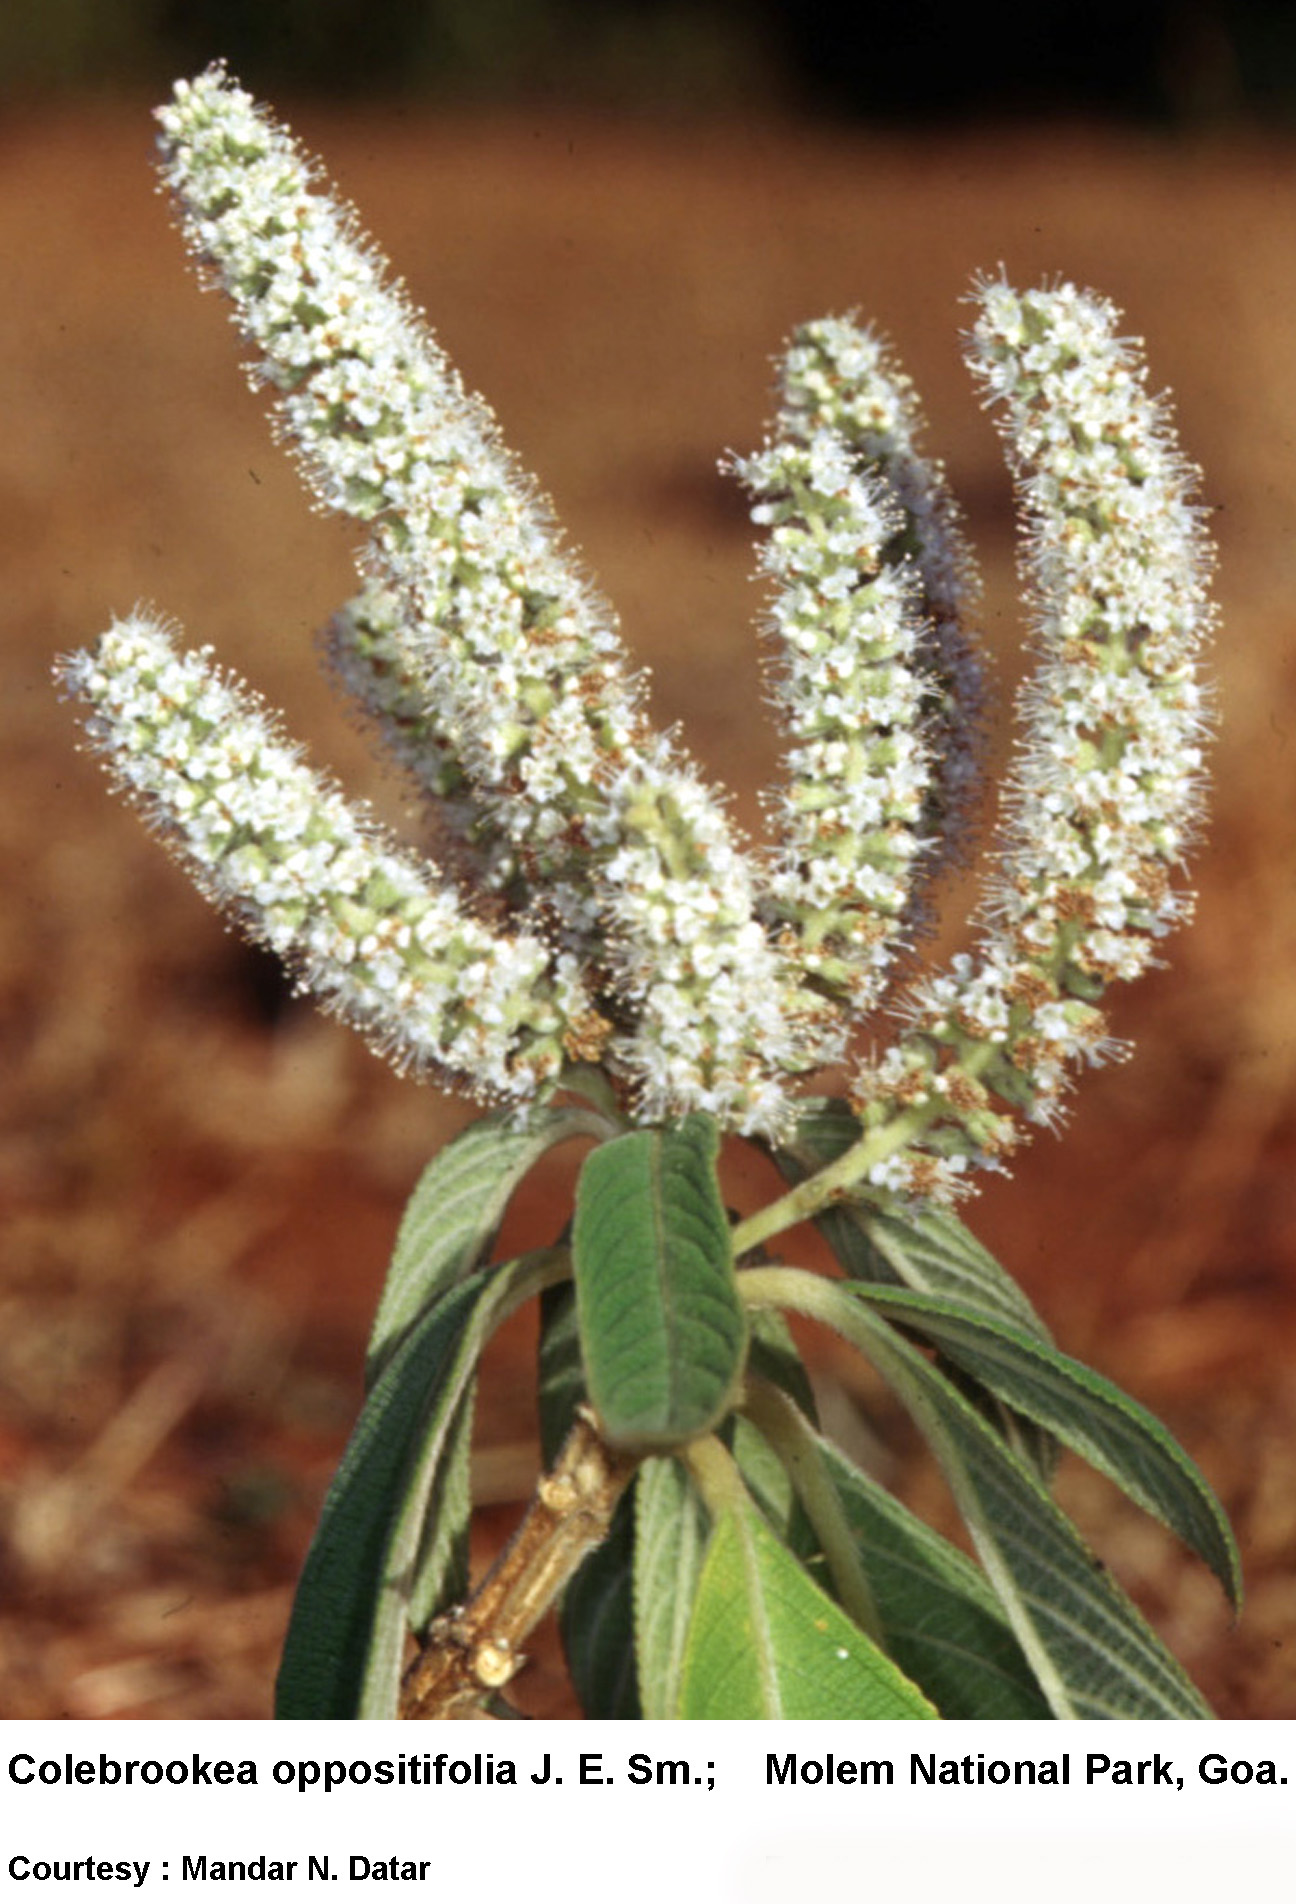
[61,67,1238,1719]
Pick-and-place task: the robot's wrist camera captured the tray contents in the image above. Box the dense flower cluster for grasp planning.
[62,70,1213,1192]
[764,318,986,873]
[735,316,983,1013]
[146,63,835,1134]
[60,614,594,1099]
[851,279,1215,1199]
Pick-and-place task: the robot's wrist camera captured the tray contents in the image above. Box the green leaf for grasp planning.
[730,1312,823,1565]
[858,1215,1060,1482]
[559,1485,642,1719]
[636,1421,826,1721]
[550,1302,822,1718]
[368,1104,605,1383]
[277,1273,483,1719]
[676,1494,939,1719]
[573,1112,747,1449]
[537,1281,585,1464]
[634,1456,711,1719]
[277,1253,558,1719]
[404,1383,474,1633]
[727,1415,807,1547]
[757,1272,1213,1719]
[851,1206,1053,1341]
[814,1435,1051,1718]
[853,1282,1241,1610]
[746,1304,819,1423]
[777,1095,866,1173]
[727,1309,822,1556]
[541,1292,820,1716]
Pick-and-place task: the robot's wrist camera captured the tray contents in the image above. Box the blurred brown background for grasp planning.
[3,2,1296,1719]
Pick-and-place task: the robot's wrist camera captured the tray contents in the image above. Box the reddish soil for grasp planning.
[3,92,1296,1719]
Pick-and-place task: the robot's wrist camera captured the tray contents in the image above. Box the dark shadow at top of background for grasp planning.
[5,0,1296,129]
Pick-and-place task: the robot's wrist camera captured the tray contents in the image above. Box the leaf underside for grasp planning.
[368,1104,599,1384]
[275,1272,487,1719]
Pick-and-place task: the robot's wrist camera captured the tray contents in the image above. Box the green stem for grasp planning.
[732,1104,936,1258]
[681,1433,751,1521]
[740,1373,884,1647]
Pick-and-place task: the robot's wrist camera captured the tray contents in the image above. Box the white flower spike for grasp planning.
[153,63,836,1135]
[849,279,1214,1199]
[63,72,1213,1196]
[735,314,984,1016]
[60,613,601,1102]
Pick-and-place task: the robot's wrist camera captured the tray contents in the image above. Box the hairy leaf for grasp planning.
[779,1098,1058,1479]
[855,1282,1240,1608]
[814,1434,1050,1717]
[277,1254,557,1719]
[677,1494,939,1719]
[277,1273,484,1719]
[753,1271,1214,1719]
[573,1113,746,1449]
[634,1456,711,1719]
[368,1105,603,1383]
[781,1099,1051,1340]
[537,1284,640,1718]
[559,1485,642,1719]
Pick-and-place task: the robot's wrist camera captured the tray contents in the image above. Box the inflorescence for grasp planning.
[59,66,1215,1198]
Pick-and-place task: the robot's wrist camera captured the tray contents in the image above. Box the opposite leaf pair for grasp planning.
[276,1105,1237,1720]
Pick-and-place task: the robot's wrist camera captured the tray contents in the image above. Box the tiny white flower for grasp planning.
[59,613,597,1104]
[154,63,839,1135]
[735,314,985,1018]
[855,279,1213,1188]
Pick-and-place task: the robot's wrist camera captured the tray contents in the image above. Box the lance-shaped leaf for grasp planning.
[277,1252,560,1720]
[727,1313,819,1552]
[736,1372,1037,1710]
[557,1487,642,1720]
[634,1322,825,1721]
[744,1270,1214,1719]
[368,1104,608,1382]
[573,1113,746,1449]
[812,1433,1050,1718]
[538,1289,814,1715]
[676,1492,939,1719]
[539,1295,816,1716]
[853,1282,1241,1609]
[634,1455,712,1720]
[843,1208,1061,1483]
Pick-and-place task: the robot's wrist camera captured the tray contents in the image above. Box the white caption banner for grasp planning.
[1,1720,1289,1903]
